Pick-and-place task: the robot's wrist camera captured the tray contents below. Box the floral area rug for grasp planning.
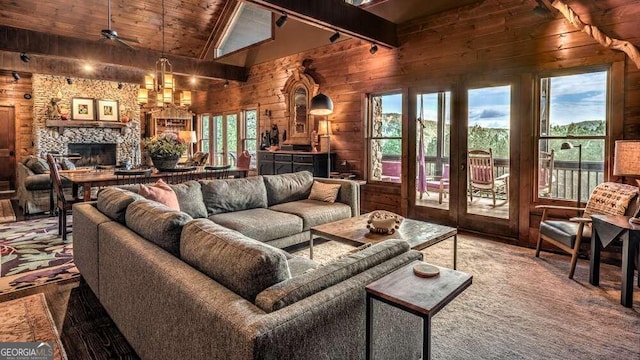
[0,216,78,294]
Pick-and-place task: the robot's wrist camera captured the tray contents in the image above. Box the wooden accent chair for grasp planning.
[538,150,555,197]
[467,149,509,206]
[46,154,83,241]
[185,151,209,166]
[536,182,639,279]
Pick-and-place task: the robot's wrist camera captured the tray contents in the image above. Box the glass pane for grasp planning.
[370,139,401,182]
[416,91,451,210]
[245,110,257,139]
[467,85,510,219]
[214,115,223,165]
[540,71,607,137]
[201,115,210,153]
[370,93,402,182]
[217,3,272,57]
[538,139,604,203]
[226,114,238,165]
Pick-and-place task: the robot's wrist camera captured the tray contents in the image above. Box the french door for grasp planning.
[409,81,519,238]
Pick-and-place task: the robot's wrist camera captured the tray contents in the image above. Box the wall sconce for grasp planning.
[264,109,271,117]
[66,77,73,85]
[117,82,124,89]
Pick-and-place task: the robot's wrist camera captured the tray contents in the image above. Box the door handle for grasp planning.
[9,151,14,157]
[460,163,466,171]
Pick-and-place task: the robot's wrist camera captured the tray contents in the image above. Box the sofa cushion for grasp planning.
[269,199,352,231]
[255,239,411,312]
[209,208,303,242]
[200,176,268,215]
[25,156,49,174]
[139,179,180,211]
[125,199,192,256]
[97,187,144,223]
[169,181,207,219]
[308,181,342,203]
[263,171,313,206]
[180,219,291,301]
[539,220,592,249]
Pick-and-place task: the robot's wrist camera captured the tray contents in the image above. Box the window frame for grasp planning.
[366,90,404,184]
[241,107,258,168]
[533,65,611,204]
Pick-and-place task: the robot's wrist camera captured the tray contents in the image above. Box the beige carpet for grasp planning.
[293,235,640,359]
[0,199,16,224]
[0,293,67,360]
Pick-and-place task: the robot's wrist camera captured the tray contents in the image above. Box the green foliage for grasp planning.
[143,132,187,158]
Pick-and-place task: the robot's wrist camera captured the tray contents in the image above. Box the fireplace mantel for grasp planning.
[46,119,128,134]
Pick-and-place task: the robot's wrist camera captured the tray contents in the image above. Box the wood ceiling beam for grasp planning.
[246,0,398,48]
[0,25,248,82]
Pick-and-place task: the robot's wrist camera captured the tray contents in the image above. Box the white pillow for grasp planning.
[308,181,341,203]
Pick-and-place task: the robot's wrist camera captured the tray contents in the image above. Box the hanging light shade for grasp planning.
[164,73,174,90]
[156,93,163,106]
[144,76,154,90]
[137,88,148,104]
[309,93,334,115]
[180,91,192,106]
[163,88,173,103]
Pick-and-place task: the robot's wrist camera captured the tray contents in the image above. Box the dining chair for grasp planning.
[467,149,509,207]
[536,182,639,279]
[46,154,83,241]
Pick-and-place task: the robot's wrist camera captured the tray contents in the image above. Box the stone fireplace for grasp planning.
[68,143,117,166]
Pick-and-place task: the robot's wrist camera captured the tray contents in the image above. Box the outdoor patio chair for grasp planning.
[424,164,450,204]
[467,149,509,207]
[535,182,639,279]
[539,150,555,197]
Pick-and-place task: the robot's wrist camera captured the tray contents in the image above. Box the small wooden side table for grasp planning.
[590,214,640,308]
[365,260,472,360]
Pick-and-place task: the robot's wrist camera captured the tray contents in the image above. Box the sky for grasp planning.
[382,71,607,129]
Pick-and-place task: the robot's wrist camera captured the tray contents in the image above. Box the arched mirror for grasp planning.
[282,69,318,145]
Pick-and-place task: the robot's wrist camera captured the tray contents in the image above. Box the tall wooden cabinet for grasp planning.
[258,150,335,178]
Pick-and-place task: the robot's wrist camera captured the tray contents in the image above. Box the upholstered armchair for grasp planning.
[535,182,639,279]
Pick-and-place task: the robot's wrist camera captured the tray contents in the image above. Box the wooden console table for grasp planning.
[257,150,335,177]
[590,214,640,308]
[365,260,472,360]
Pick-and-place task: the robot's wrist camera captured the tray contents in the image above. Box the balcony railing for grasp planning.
[381,156,605,201]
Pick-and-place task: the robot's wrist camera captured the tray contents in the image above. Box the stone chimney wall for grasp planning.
[32,74,141,164]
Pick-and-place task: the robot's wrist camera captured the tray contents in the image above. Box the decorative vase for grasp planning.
[151,155,180,170]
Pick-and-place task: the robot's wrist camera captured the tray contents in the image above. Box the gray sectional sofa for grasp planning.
[73,171,424,359]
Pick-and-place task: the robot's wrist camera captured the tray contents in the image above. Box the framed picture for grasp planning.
[96,99,119,122]
[71,98,95,120]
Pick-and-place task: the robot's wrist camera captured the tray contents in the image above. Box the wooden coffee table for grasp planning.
[310,213,458,269]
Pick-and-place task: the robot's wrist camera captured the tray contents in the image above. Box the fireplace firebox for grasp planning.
[68,143,117,166]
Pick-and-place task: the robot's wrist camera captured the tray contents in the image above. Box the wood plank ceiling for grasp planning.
[0,0,486,76]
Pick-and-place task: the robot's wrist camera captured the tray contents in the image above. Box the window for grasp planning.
[368,93,402,182]
[243,109,257,168]
[200,114,210,154]
[536,70,608,202]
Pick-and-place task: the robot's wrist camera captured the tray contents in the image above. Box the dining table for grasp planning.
[62,166,251,201]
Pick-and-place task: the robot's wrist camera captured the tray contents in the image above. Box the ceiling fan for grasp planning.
[100,0,139,48]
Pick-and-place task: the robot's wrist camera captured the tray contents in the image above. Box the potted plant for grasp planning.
[142,132,187,170]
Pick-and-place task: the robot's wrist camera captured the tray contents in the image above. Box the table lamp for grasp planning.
[613,140,640,224]
[179,130,197,160]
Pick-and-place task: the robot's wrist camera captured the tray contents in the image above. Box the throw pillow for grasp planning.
[26,157,49,174]
[308,181,341,203]
[60,157,76,170]
[139,179,180,211]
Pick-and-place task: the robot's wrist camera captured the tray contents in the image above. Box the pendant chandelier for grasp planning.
[138,0,190,108]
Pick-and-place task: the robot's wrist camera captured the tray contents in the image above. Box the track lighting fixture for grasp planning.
[12,71,20,81]
[223,80,229,88]
[275,13,287,28]
[117,82,124,89]
[20,53,30,63]
[369,43,378,55]
[66,77,73,85]
[329,31,340,43]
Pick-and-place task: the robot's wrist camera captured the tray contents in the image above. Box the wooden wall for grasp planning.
[191,0,640,245]
[0,74,34,163]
